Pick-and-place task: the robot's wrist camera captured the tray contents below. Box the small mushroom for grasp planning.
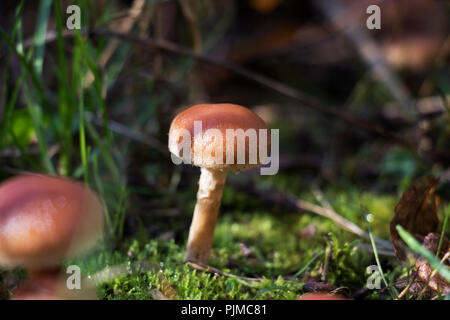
[296,292,348,300]
[169,103,269,263]
[0,174,104,299]
[10,268,95,300]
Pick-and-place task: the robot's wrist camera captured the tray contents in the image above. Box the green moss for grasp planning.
[64,186,406,300]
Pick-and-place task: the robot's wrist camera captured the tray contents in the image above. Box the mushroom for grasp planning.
[9,269,64,300]
[169,103,269,263]
[296,292,348,300]
[0,174,104,299]
[10,268,96,300]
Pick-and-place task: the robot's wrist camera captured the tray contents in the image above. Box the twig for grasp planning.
[93,30,404,142]
[355,243,396,257]
[311,187,335,212]
[178,0,202,52]
[299,198,393,250]
[384,95,450,119]
[92,30,450,163]
[186,261,264,284]
[395,271,418,300]
[230,179,393,251]
[10,28,450,162]
[0,146,40,158]
[312,188,393,250]
[0,144,59,159]
[315,0,414,117]
[84,0,146,87]
[87,113,169,156]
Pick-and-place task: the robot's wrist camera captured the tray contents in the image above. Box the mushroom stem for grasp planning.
[185,167,227,263]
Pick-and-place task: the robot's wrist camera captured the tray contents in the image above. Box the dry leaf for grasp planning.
[416,259,450,295]
[415,233,450,295]
[302,282,337,293]
[297,292,348,300]
[390,176,440,261]
[422,232,449,260]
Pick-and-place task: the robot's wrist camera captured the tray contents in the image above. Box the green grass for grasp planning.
[1,0,126,238]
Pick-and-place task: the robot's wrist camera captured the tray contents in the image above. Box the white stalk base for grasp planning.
[185,168,227,263]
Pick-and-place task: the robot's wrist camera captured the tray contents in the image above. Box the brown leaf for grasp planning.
[390,176,440,261]
[416,258,450,295]
[415,233,450,295]
[302,282,337,293]
[422,232,449,260]
[297,292,348,300]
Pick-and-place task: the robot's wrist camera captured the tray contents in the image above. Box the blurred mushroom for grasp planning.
[169,103,269,263]
[296,292,348,300]
[0,174,104,299]
[10,268,96,300]
[10,269,64,300]
[249,0,283,14]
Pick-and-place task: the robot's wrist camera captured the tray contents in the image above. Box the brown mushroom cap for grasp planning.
[11,268,97,300]
[169,103,270,171]
[296,293,348,300]
[11,269,65,300]
[0,175,104,269]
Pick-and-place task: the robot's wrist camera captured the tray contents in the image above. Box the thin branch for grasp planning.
[395,271,418,300]
[356,243,396,257]
[384,95,450,119]
[9,28,450,162]
[230,179,393,251]
[186,261,264,284]
[315,0,414,117]
[297,198,393,250]
[90,30,450,162]
[311,188,393,250]
[84,0,146,87]
[178,0,202,53]
[87,113,169,156]
[93,30,404,141]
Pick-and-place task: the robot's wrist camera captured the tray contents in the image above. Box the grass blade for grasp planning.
[367,215,397,298]
[437,205,450,258]
[32,0,52,77]
[289,250,324,281]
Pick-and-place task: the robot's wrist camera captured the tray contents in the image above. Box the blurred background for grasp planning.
[0,0,449,299]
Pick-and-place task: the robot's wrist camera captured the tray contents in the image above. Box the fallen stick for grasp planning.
[186,261,264,284]
[230,180,394,251]
[11,28,450,162]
